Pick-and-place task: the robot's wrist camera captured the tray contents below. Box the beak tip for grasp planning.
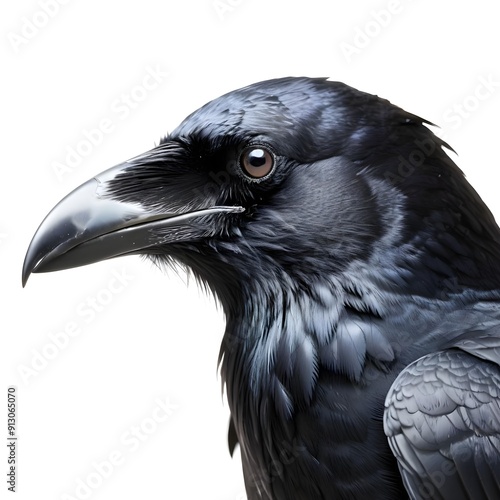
[22,270,30,288]
[22,239,45,287]
[22,256,35,288]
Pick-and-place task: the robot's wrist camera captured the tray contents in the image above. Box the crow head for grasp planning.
[23,76,500,303]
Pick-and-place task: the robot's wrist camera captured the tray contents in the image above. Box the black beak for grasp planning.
[22,144,244,287]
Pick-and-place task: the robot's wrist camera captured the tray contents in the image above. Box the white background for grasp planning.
[2,1,500,499]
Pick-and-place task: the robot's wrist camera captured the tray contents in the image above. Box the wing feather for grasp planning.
[384,349,500,499]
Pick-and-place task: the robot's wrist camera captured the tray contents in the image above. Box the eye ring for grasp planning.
[239,145,275,180]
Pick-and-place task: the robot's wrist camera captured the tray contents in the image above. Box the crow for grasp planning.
[23,77,500,499]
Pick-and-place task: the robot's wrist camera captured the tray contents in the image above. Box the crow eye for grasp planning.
[240,146,274,179]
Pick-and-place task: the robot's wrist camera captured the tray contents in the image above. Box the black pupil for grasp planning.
[248,149,266,167]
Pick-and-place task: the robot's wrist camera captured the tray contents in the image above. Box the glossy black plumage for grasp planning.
[23,77,500,499]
